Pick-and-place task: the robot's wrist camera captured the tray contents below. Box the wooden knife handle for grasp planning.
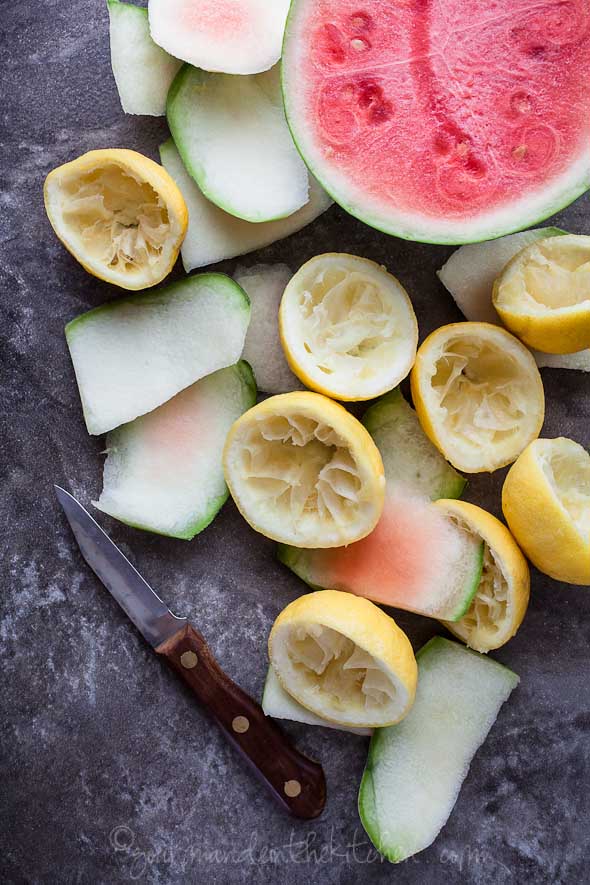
[156,624,326,819]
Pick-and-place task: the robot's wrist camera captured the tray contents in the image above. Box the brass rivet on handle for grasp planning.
[232,716,250,734]
[284,779,302,798]
[180,651,198,669]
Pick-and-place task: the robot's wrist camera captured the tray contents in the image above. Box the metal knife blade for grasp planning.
[55,486,187,646]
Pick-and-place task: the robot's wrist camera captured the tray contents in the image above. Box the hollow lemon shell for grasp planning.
[410,322,545,473]
[44,148,188,290]
[502,438,590,585]
[223,391,385,547]
[268,590,417,728]
[436,499,530,652]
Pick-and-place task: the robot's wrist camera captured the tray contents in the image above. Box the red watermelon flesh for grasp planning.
[280,490,484,621]
[283,0,590,243]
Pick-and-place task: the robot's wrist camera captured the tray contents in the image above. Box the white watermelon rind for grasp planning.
[167,64,309,223]
[158,138,333,271]
[262,665,372,736]
[65,272,251,435]
[361,389,466,501]
[358,636,520,863]
[281,1,590,245]
[107,0,182,116]
[95,361,257,540]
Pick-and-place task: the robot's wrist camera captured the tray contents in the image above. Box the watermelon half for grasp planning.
[282,0,590,244]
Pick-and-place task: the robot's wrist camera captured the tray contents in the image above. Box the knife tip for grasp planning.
[54,485,74,509]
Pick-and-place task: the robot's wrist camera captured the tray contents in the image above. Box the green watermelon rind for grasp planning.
[444,539,484,621]
[358,636,520,863]
[281,2,590,245]
[96,361,257,541]
[276,543,323,590]
[361,388,467,501]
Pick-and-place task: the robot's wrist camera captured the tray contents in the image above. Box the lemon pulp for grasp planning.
[61,164,170,275]
[224,393,385,547]
[285,624,398,718]
[411,323,544,473]
[493,234,590,353]
[542,442,590,538]
[44,149,187,289]
[280,254,417,400]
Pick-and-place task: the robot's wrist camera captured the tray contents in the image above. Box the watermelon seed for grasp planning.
[350,37,370,51]
[510,91,533,116]
[512,145,528,160]
[368,101,393,125]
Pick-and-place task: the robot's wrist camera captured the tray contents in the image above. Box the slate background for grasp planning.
[1,1,589,883]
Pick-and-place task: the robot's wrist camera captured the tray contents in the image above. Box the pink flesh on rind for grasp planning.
[124,384,215,484]
[285,0,590,232]
[180,0,248,36]
[302,492,473,616]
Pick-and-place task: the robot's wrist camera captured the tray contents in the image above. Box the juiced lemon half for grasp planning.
[44,148,188,290]
[493,235,590,354]
[268,590,417,728]
[223,392,385,547]
[436,499,530,653]
[279,254,418,401]
[503,438,590,585]
[410,322,544,473]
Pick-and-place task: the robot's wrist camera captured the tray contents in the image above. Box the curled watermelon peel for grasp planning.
[282,0,590,244]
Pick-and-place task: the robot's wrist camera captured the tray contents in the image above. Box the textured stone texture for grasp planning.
[1,2,590,883]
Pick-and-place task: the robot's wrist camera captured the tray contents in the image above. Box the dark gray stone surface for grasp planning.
[2,2,589,883]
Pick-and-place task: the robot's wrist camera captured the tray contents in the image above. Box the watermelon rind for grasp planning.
[167,64,309,223]
[277,388,479,620]
[65,273,250,435]
[159,138,333,271]
[95,361,257,540]
[262,666,372,735]
[361,388,466,501]
[107,0,181,116]
[358,636,519,863]
[148,0,291,76]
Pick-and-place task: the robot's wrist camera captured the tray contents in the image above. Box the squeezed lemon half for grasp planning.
[410,322,545,473]
[493,235,590,354]
[279,254,418,401]
[503,437,590,585]
[436,499,530,653]
[223,392,385,547]
[268,590,417,727]
[44,148,188,290]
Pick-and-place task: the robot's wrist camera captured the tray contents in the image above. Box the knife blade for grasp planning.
[56,486,326,819]
[55,487,188,646]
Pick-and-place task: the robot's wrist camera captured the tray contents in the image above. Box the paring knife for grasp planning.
[55,486,326,819]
